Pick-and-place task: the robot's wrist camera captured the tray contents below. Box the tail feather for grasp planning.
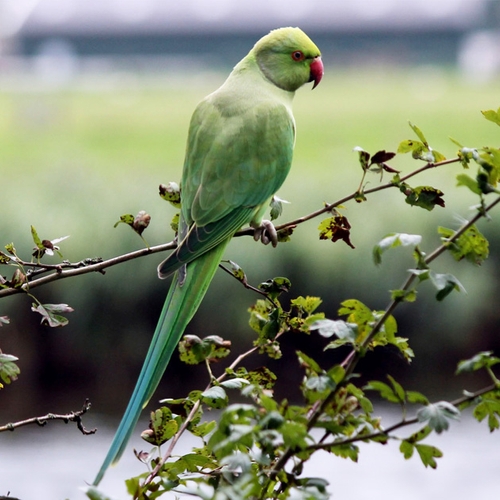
[93,240,230,486]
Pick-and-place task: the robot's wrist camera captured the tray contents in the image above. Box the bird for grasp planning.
[93,26,323,486]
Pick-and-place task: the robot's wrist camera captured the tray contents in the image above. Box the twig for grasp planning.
[0,157,459,300]
[0,399,96,435]
[0,242,176,298]
[265,192,500,494]
[304,382,497,453]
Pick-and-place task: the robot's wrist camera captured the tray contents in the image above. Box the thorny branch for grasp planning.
[0,399,96,435]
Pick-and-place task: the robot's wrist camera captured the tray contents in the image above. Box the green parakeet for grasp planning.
[93,26,323,486]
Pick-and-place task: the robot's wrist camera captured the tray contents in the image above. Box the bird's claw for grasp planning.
[253,219,278,247]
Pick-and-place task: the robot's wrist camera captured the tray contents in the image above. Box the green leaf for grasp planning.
[403,185,445,211]
[456,173,481,194]
[391,289,418,303]
[438,225,489,265]
[140,407,179,446]
[406,425,432,444]
[178,334,231,364]
[159,181,181,207]
[31,303,74,327]
[417,402,460,433]
[406,391,429,405]
[364,380,401,404]
[353,146,370,171]
[113,213,135,228]
[0,251,12,264]
[399,439,414,459]
[397,139,424,155]
[297,351,323,375]
[31,225,44,250]
[168,213,178,234]
[409,122,429,146]
[189,419,217,438]
[201,386,228,409]
[281,421,310,449]
[291,295,322,315]
[415,443,443,469]
[220,378,250,390]
[0,353,20,387]
[429,271,466,301]
[456,351,500,374]
[269,195,290,221]
[373,232,422,265]
[387,375,406,403]
[258,277,291,300]
[83,486,116,500]
[472,395,500,431]
[482,107,500,126]
[328,442,359,462]
[309,319,357,341]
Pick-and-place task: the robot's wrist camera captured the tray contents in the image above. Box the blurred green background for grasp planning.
[2,67,500,423]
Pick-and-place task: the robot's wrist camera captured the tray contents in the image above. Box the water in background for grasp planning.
[1,411,499,499]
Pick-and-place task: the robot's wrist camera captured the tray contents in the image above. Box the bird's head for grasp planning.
[252,27,323,92]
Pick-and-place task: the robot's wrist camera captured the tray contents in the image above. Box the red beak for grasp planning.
[309,56,324,89]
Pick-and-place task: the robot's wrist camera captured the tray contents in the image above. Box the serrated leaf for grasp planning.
[31,303,73,327]
[438,225,489,266]
[290,295,322,314]
[404,185,445,211]
[417,402,460,433]
[456,351,500,374]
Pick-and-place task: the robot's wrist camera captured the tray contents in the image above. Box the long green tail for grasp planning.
[93,240,229,485]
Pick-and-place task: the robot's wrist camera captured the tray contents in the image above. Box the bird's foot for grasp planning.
[252,219,278,247]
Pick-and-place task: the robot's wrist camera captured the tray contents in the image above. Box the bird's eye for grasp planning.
[291,51,305,61]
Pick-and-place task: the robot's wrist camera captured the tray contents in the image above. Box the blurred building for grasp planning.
[0,0,499,81]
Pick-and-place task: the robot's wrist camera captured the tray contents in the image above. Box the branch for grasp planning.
[0,157,459,300]
[304,382,497,453]
[142,340,262,487]
[0,399,96,435]
[265,192,500,490]
[0,242,176,298]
